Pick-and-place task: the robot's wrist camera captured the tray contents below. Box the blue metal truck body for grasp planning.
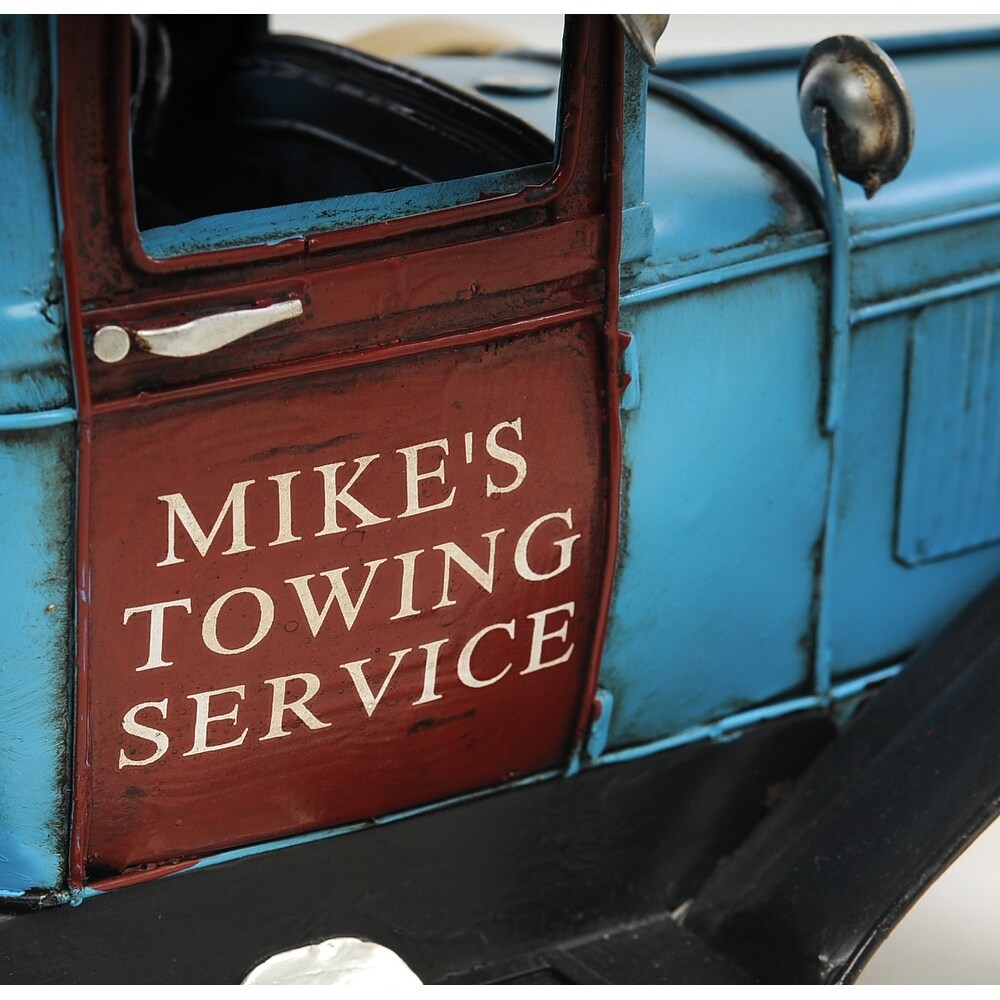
[1,14,999,983]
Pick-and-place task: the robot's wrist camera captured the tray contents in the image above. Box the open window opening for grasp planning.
[130,16,562,254]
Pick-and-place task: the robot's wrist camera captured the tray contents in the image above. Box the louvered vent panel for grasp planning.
[896,290,1000,565]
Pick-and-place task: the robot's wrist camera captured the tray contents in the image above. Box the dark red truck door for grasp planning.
[57,16,624,883]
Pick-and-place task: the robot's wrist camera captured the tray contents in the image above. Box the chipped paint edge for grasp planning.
[41,661,902,902]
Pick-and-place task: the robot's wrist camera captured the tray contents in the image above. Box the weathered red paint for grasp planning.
[578,30,627,750]
[89,306,602,419]
[85,326,608,869]
[58,15,625,881]
[83,218,607,403]
[56,17,606,300]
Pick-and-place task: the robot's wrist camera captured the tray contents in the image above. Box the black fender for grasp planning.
[683,574,1000,983]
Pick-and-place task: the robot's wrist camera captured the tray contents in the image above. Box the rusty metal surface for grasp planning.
[0,423,74,894]
[54,16,624,881]
[0,15,75,900]
[0,15,70,415]
[798,35,914,198]
[82,325,610,871]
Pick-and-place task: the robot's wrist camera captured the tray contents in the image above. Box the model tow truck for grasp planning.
[1,13,1000,983]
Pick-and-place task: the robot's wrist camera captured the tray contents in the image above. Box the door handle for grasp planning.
[93,298,304,363]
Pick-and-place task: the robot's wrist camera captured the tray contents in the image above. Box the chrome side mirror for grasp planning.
[798,35,914,198]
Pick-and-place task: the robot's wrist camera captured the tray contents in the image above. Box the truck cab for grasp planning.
[2,13,1000,983]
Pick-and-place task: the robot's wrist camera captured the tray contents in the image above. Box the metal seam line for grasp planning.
[0,406,77,430]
